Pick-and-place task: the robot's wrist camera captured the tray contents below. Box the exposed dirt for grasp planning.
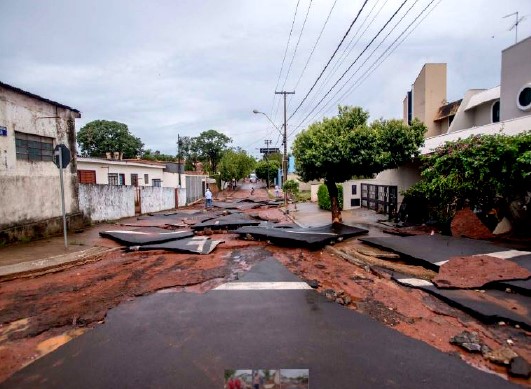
[269,244,531,387]
[0,186,529,386]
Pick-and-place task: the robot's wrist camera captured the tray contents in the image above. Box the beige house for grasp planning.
[343,36,531,214]
[0,81,84,243]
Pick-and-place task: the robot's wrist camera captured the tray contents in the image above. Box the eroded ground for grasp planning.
[0,187,529,386]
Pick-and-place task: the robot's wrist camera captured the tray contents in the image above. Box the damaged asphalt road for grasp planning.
[0,257,521,389]
[0,187,530,386]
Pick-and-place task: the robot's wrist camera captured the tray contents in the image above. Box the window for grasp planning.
[491,100,500,123]
[108,173,119,185]
[119,174,125,185]
[448,114,455,126]
[152,179,162,187]
[351,199,361,207]
[351,184,357,195]
[517,84,531,111]
[144,174,149,185]
[78,170,96,184]
[15,132,54,162]
[131,174,138,187]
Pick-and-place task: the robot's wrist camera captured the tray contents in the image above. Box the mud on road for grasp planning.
[0,187,529,385]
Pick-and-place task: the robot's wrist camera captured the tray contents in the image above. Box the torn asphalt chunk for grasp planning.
[99,230,194,245]
[129,236,223,255]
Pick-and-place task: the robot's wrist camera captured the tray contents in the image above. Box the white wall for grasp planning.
[0,85,80,227]
[501,37,531,121]
[77,158,165,186]
[79,184,135,222]
[140,187,176,214]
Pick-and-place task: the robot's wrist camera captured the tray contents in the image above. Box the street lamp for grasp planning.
[252,110,282,136]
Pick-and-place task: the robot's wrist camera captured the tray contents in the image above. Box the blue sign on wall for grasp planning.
[0,126,6,136]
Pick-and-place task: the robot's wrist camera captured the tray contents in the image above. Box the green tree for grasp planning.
[292,106,426,222]
[255,159,280,187]
[218,148,256,185]
[142,149,176,162]
[178,136,200,171]
[77,120,144,158]
[195,129,232,173]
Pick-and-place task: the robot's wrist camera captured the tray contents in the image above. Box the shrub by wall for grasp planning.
[317,184,343,210]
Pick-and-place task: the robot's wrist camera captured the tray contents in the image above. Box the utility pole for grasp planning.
[264,139,272,188]
[177,134,182,187]
[275,90,295,206]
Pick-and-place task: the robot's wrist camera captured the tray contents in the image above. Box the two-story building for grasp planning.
[343,36,531,215]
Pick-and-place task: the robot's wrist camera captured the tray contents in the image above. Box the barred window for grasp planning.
[152,179,162,187]
[15,132,54,162]
[108,173,119,185]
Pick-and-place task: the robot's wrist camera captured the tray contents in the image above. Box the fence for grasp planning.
[79,184,179,222]
[186,175,205,204]
[360,183,398,217]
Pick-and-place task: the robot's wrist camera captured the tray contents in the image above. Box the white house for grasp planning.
[0,81,83,243]
[343,36,531,215]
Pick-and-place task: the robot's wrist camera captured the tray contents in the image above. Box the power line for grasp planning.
[292,0,410,129]
[289,0,338,102]
[296,0,386,122]
[272,0,314,122]
[291,0,441,136]
[269,0,302,119]
[288,0,370,121]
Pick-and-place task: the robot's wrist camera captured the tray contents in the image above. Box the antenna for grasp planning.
[503,11,525,44]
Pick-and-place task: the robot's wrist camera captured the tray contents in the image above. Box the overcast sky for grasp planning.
[1,0,530,158]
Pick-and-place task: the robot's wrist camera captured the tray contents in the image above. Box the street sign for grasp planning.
[54,144,71,169]
[260,147,280,154]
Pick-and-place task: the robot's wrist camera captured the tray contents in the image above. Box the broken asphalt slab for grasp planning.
[393,273,531,330]
[99,230,194,245]
[191,213,261,231]
[359,235,530,271]
[1,258,519,389]
[235,223,367,249]
[128,236,223,255]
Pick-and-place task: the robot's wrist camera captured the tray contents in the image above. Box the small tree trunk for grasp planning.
[325,180,342,224]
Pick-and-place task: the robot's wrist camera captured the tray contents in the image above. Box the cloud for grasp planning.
[1,0,530,155]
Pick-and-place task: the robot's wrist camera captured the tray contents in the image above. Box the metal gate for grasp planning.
[185,175,205,204]
[361,183,398,217]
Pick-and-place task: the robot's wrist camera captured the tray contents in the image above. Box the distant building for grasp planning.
[0,81,84,244]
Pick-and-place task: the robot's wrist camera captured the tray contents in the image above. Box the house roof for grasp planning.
[78,157,166,169]
[434,99,462,121]
[464,86,500,111]
[0,81,81,115]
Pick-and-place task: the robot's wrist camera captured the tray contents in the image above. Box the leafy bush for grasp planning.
[405,132,531,229]
[317,184,343,210]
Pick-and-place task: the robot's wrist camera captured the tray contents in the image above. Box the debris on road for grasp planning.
[99,230,194,245]
[235,223,367,248]
[129,236,224,255]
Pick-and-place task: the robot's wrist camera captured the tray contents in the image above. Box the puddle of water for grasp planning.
[36,328,86,356]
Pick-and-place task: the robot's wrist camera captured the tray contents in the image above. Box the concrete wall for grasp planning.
[310,184,319,203]
[140,187,176,214]
[447,90,483,133]
[77,158,165,186]
[177,188,187,207]
[0,84,80,231]
[501,36,531,121]
[342,161,422,210]
[79,184,135,222]
[412,64,447,138]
